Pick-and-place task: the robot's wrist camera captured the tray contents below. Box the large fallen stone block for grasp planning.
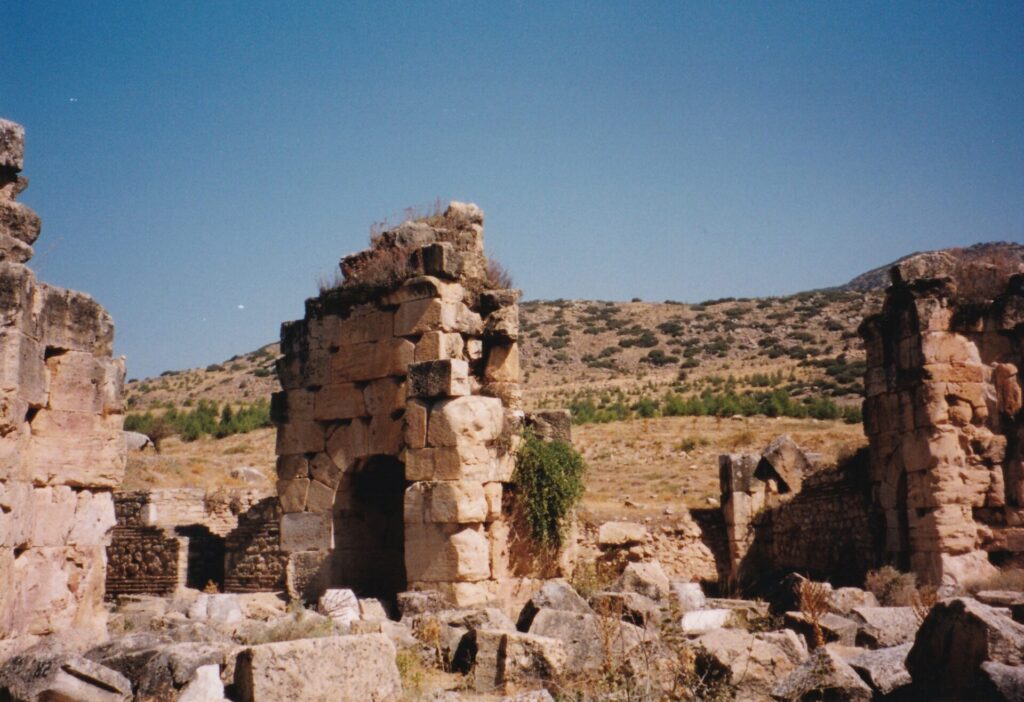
[694,628,807,702]
[784,611,859,648]
[460,628,565,693]
[527,608,645,673]
[906,597,1024,699]
[516,579,594,631]
[671,582,706,612]
[86,636,231,702]
[771,647,872,701]
[615,561,670,601]
[0,647,132,702]
[597,521,647,547]
[847,643,912,697]
[758,434,810,493]
[590,591,661,628]
[233,634,401,702]
[850,606,919,648]
[319,588,360,626]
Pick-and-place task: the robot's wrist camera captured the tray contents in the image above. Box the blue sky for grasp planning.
[2,1,1022,378]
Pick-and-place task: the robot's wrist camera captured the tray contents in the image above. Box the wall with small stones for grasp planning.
[860,265,1024,585]
[224,496,287,592]
[274,202,532,608]
[0,118,126,642]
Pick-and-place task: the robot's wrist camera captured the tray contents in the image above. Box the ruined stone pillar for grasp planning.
[0,119,126,643]
[860,264,1024,585]
[274,203,524,607]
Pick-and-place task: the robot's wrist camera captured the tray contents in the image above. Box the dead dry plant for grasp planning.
[912,585,939,624]
[799,580,831,649]
[485,257,514,290]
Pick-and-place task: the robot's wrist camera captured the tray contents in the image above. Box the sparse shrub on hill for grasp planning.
[123,399,271,443]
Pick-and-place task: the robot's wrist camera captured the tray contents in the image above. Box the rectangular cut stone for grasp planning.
[404,399,428,449]
[39,286,115,355]
[427,481,488,523]
[313,383,365,420]
[280,512,333,552]
[364,377,406,415]
[271,389,314,424]
[275,420,325,456]
[427,395,503,447]
[404,444,495,481]
[337,307,394,344]
[484,483,502,521]
[278,478,310,513]
[0,329,45,407]
[277,454,309,481]
[306,479,335,512]
[484,343,519,383]
[332,338,415,382]
[27,410,125,488]
[408,359,470,398]
[403,483,427,523]
[404,523,490,582]
[325,420,368,471]
[394,298,458,337]
[414,331,465,362]
[368,412,403,455]
[382,276,465,305]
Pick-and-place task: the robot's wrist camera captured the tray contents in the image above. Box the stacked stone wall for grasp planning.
[224,496,287,592]
[860,266,1024,584]
[0,119,126,641]
[275,203,529,607]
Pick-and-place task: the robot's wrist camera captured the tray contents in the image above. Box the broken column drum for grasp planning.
[0,118,127,641]
[273,203,524,607]
[860,263,1024,585]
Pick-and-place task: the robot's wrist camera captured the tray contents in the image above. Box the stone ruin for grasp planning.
[105,488,285,598]
[860,261,1024,585]
[274,202,553,610]
[0,119,127,644]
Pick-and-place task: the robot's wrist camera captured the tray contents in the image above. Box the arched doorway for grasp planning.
[332,455,407,603]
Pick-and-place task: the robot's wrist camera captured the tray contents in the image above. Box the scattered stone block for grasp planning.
[616,561,670,601]
[671,582,706,612]
[680,609,734,634]
[597,521,648,547]
[319,589,360,626]
[771,647,872,701]
[847,643,912,696]
[851,606,919,648]
[516,579,594,631]
[233,634,401,702]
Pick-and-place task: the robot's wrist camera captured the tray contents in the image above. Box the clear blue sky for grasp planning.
[2,2,1022,378]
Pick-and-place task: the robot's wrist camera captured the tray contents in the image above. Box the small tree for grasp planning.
[512,431,586,548]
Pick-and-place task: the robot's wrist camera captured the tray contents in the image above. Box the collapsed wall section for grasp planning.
[274,203,524,607]
[860,263,1024,585]
[0,118,126,641]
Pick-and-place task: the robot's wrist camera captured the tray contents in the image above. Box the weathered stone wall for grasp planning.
[860,264,1024,585]
[275,202,528,607]
[720,438,877,587]
[0,119,126,641]
[106,489,285,596]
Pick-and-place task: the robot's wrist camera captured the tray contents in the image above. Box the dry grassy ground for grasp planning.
[574,415,866,523]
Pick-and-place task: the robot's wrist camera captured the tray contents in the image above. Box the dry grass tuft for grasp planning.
[865,566,919,606]
[799,580,831,649]
[485,258,514,290]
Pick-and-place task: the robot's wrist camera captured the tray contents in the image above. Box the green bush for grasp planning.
[512,432,586,548]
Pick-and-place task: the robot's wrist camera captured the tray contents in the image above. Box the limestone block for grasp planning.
[759,434,808,494]
[921,331,981,365]
[405,523,490,582]
[923,363,984,383]
[0,232,33,263]
[337,307,394,344]
[525,410,572,443]
[481,381,522,409]
[0,329,45,407]
[469,629,565,693]
[408,359,471,398]
[598,521,648,547]
[277,478,310,513]
[0,118,25,170]
[313,382,365,420]
[382,275,465,306]
[285,550,332,601]
[27,410,125,488]
[325,420,368,471]
[363,376,406,416]
[418,242,459,279]
[488,520,510,580]
[427,395,503,447]
[484,482,502,521]
[331,338,414,382]
[394,298,458,336]
[404,399,428,449]
[0,650,133,702]
[0,200,41,245]
[368,412,403,455]
[280,512,333,552]
[271,388,314,424]
[5,545,108,637]
[403,483,427,523]
[994,363,1022,416]
[276,454,309,481]
[428,481,488,523]
[414,330,464,362]
[484,342,520,383]
[234,634,401,702]
[43,350,110,414]
[404,444,496,481]
[306,479,336,512]
[275,419,324,456]
[309,453,340,489]
[483,304,518,341]
[39,285,115,355]
[456,304,484,335]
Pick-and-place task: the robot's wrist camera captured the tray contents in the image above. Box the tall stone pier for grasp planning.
[274,203,527,607]
[860,260,1024,585]
[0,119,126,644]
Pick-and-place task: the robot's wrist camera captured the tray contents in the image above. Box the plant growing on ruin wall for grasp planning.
[511,431,586,548]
